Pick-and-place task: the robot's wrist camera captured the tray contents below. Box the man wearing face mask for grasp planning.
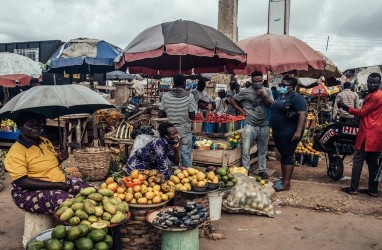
[338,73,382,197]
[229,71,274,179]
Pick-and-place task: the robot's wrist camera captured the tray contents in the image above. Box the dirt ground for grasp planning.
[1,156,382,249]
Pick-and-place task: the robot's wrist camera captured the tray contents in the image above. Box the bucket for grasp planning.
[161,227,199,250]
[23,212,54,248]
[207,191,223,221]
[203,122,216,133]
[240,119,246,129]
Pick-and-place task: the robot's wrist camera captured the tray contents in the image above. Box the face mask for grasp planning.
[278,86,288,94]
[252,83,263,90]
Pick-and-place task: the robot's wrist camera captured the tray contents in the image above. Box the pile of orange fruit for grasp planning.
[99,169,175,205]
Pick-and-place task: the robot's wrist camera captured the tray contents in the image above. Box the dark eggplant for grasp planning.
[189,209,198,215]
[165,220,174,226]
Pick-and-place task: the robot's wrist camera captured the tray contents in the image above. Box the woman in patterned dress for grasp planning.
[4,111,90,214]
[125,122,180,178]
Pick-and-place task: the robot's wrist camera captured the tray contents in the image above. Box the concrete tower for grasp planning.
[218,0,238,42]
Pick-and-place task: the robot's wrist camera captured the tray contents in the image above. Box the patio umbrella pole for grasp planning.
[179,55,182,74]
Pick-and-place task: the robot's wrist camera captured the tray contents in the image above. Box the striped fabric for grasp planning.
[159,91,197,133]
[333,89,359,119]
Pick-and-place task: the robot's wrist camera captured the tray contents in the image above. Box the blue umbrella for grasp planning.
[46,38,122,74]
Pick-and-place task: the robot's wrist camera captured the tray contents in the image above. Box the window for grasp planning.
[14,48,39,62]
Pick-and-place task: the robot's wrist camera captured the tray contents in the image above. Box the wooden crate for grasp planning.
[192,145,257,167]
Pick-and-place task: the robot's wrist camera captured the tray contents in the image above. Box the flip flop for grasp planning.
[273,180,289,192]
[340,187,358,195]
[359,189,379,197]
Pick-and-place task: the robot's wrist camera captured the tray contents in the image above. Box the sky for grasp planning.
[0,0,381,72]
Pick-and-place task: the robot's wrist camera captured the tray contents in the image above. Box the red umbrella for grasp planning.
[235,33,326,75]
[115,20,247,76]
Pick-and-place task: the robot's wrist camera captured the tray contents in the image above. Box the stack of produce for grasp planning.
[0,119,17,132]
[151,201,208,229]
[214,166,237,188]
[295,141,320,156]
[55,187,129,228]
[305,112,316,128]
[169,168,215,191]
[228,131,242,148]
[99,169,175,205]
[26,224,113,250]
[194,139,212,149]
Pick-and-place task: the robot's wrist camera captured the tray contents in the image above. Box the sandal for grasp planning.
[359,189,379,197]
[273,180,289,192]
[340,187,358,195]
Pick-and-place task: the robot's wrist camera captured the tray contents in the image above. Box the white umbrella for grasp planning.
[0,52,42,87]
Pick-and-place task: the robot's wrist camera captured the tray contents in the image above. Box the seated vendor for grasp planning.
[125,122,180,178]
[4,111,90,215]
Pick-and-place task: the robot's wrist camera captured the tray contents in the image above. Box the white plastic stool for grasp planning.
[22,212,54,248]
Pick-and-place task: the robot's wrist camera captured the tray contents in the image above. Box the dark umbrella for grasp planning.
[46,38,122,74]
[106,71,135,81]
[0,85,115,146]
[115,20,247,76]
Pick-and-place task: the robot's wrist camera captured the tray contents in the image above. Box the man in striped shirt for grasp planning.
[159,74,197,167]
[333,82,359,123]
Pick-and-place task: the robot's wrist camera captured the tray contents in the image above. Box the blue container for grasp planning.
[240,120,246,129]
[203,122,216,133]
[0,131,20,140]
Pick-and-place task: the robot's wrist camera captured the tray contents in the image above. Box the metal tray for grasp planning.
[146,207,194,232]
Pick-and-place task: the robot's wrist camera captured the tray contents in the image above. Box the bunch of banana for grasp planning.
[115,122,134,139]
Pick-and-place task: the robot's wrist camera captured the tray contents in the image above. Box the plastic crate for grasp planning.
[0,131,20,140]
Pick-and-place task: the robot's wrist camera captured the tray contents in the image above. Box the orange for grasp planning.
[105,177,114,185]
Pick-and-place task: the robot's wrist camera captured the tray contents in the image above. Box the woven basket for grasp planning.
[173,192,212,238]
[73,147,112,181]
[120,207,164,250]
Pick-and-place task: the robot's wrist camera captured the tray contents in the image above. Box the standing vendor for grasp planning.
[4,111,90,214]
[125,122,180,178]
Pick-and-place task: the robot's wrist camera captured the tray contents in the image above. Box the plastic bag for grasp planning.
[129,134,158,157]
[222,174,275,217]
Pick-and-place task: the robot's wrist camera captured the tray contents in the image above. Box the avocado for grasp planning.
[65,226,82,241]
[26,241,45,250]
[215,168,227,177]
[45,239,63,250]
[87,228,107,242]
[221,175,229,182]
[78,224,90,237]
[103,235,113,248]
[226,181,234,188]
[94,242,109,250]
[227,173,234,181]
[62,241,75,250]
[75,237,93,250]
[51,225,66,240]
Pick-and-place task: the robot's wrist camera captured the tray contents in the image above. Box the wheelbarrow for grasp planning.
[313,122,359,181]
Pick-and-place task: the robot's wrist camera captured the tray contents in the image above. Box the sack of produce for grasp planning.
[222,174,275,217]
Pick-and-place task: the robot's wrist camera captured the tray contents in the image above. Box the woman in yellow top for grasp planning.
[4,111,90,214]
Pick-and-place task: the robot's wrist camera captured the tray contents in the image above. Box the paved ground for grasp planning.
[1,156,382,249]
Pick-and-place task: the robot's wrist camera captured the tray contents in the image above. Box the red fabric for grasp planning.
[348,89,382,152]
[234,33,326,75]
[0,74,33,87]
[166,43,214,57]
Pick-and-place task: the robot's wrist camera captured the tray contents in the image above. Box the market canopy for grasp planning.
[46,38,122,74]
[300,82,340,97]
[235,33,326,75]
[115,19,247,76]
[0,84,115,121]
[296,51,342,78]
[0,52,42,87]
